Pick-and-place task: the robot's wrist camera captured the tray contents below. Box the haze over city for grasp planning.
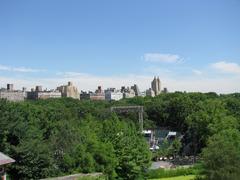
[0,0,240,93]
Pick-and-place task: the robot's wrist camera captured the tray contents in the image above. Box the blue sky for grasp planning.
[0,0,240,93]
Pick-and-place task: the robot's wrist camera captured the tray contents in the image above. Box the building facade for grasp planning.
[80,86,106,100]
[121,86,136,98]
[27,86,61,100]
[80,91,90,100]
[151,77,161,96]
[162,87,168,93]
[105,88,123,101]
[0,84,26,102]
[57,82,80,99]
[90,93,105,100]
[91,86,105,100]
[146,88,155,97]
[131,84,141,96]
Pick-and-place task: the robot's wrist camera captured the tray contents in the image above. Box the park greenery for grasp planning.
[0,92,240,179]
[147,165,201,179]
[149,175,196,180]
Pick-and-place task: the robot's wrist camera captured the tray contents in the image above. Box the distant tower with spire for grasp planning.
[151,76,161,96]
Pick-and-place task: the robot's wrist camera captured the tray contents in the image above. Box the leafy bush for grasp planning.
[147,165,202,179]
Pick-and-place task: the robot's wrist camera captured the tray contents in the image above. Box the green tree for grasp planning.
[202,129,240,180]
[186,99,237,155]
[169,139,182,158]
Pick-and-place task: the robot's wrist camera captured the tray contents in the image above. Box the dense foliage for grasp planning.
[0,98,151,179]
[201,129,240,180]
[0,92,240,179]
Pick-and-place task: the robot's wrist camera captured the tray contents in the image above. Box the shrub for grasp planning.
[147,165,202,179]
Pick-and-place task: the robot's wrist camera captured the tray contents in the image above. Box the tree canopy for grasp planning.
[0,92,240,179]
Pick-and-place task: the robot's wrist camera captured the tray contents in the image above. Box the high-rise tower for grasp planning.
[151,76,161,96]
[131,84,141,96]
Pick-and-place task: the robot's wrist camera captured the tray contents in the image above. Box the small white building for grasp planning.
[105,88,123,101]
[123,89,135,98]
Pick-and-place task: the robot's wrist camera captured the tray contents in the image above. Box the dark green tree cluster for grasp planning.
[0,98,151,179]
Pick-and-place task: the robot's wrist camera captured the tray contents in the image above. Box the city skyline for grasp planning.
[0,0,240,93]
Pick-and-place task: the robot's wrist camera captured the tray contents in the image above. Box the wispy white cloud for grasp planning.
[192,69,203,75]
[211,61,240,74]
[0,64,45,73]
[0,65,11,71]
[144,53,183,63]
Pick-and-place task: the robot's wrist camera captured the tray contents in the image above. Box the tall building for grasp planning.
[151,76,161,96]
[57,82,80,99]
[131,84,141,96]
[35,86,43,92]
[7,84,13,91]
[0,84,26,102]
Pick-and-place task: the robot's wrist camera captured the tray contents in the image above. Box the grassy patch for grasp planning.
[147,164,203,179]
[149,175,196,180]
[77,176,105,180]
